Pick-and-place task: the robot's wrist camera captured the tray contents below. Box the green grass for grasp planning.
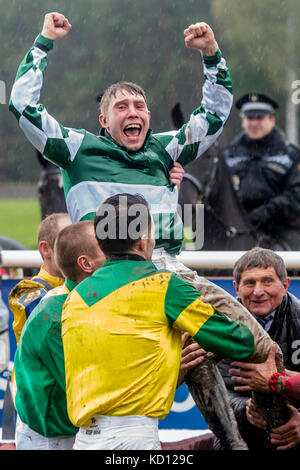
[0,199,40,250]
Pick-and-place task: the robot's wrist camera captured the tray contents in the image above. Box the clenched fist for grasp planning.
[41,12,72,40]
[184,22,218,56]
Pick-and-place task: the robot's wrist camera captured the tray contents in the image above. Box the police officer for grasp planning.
[223,93,300,250]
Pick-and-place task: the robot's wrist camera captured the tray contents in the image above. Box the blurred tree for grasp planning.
[0,0,213,182]
[1,0,298,182]
[211,0,300,145]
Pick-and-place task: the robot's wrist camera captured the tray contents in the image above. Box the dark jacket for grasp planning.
[217,292,300,451]
[223,127,300,240]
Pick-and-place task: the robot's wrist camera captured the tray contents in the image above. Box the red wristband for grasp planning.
[268,372,285,393]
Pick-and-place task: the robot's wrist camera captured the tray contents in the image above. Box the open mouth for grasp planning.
[123,124,142,139]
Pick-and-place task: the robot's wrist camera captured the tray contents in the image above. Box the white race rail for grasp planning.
[1,250,43,268]
[2,250,300,270]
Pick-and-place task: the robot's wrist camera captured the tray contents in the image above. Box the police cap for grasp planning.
[236,93,279,118]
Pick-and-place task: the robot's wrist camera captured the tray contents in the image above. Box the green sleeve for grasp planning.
[155,49,233,167]
[43,319,66,391]
[165,273,254,361]
[9,34,85,169]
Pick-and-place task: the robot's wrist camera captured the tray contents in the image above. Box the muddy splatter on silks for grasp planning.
[177,270,287,451]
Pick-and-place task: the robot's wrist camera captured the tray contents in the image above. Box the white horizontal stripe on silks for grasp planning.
[19,115,47,154]
[202,81,233,123]
[66,181,179,223]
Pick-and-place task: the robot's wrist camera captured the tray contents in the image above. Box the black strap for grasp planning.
[183,173,203,194]
[34,42,50,53]
[107,254,146,262]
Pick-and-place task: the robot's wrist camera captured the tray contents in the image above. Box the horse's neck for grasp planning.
[210,153,252,226]
[181,148,254,231]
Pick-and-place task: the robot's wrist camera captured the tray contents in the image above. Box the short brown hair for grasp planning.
[38,213,71,250]
[54,220,100,281]
[233,247,287,286]
[99,82,147,114]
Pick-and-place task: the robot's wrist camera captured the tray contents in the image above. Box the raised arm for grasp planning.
[155,22,233,167]
[41,12,72,40]
[9,13,84,169]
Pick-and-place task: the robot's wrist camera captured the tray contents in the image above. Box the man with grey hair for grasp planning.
[216,247,300,450]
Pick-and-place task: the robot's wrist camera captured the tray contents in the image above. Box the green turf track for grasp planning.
[0,199,40,250]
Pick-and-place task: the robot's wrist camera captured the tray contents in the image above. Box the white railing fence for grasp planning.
[2,250,300,270]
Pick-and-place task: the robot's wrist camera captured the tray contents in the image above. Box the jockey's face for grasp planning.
[99,89,151,151]
[242,114,275,140]
[234,266,290,319]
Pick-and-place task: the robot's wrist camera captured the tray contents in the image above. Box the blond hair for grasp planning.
[38,213,71,249]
